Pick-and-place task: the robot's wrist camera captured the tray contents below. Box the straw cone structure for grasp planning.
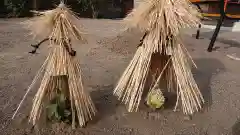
[12,2,96,127]
[114,0,204,115]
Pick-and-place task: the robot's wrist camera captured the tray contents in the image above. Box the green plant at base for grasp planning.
[46,88,71,123]
[146,88,165,110]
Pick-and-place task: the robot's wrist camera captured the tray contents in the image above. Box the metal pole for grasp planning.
[207,0,225,52]
[195,4,203,39]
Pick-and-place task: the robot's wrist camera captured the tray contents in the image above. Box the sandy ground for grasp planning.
[1,18,240,135]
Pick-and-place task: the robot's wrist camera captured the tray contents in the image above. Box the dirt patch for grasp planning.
[98,29,143,55]
[2,18,240,135]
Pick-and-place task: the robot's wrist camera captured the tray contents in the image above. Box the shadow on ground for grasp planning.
[192,30,240,51]
[192,30,227,39]
[90,85,118,124]
[193,58,225,109]
[232,119,240,135]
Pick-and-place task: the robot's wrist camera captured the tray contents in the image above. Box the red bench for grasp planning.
[190,0,240,51]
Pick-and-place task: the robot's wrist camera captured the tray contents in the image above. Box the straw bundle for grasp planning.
[23,3,86,41]
[12,2,96,127]
[114,0,204,115]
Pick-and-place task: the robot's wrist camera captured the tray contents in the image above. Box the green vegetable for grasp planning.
[46,88,71,122]
[146,88,165,110]
[46,103,61,121]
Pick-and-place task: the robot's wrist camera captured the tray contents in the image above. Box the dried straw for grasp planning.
[114,0,204,115]
[13,2,96,127]
[22,2,87,42]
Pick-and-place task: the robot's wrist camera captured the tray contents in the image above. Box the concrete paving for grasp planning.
[1,18,240,135]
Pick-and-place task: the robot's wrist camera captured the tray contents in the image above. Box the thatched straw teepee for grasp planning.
[113,0,204,115]
[12,2,96,128]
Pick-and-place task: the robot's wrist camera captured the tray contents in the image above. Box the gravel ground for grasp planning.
[1,18,240,135]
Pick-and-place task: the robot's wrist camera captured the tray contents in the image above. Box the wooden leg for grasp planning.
[207,15,225,52]
[195,4,203,39]
[207,0,225,52]
[196,24,201,39]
